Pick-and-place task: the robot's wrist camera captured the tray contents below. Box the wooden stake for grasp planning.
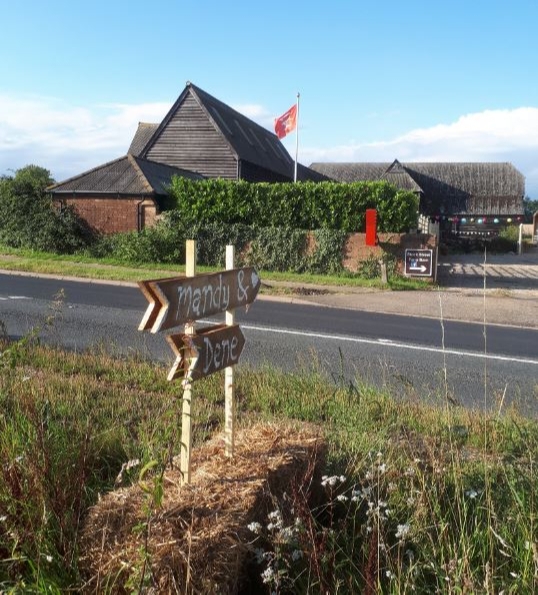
[224,245,235,457]
[180,239,196,485]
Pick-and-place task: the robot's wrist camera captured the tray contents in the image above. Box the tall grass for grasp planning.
[1,333,537,592]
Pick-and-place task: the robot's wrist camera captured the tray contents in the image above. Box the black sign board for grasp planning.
[404,249,433,277]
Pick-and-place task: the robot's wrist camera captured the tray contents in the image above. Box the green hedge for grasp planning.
[88,216,349,274]
[167,178,419,233]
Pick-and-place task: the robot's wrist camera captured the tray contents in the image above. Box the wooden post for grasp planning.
[379,260,388,284]
[224,245,235,457]
[180,239,196,485]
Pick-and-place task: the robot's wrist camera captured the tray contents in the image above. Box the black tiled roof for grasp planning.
[128,123,159,157]
[141,83,296,179]
[309,160,525,215]
[48,155,203,195]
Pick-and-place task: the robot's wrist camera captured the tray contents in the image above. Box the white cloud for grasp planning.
[0,93,169,179]
[302,107,538,196]
[1,95,537,196]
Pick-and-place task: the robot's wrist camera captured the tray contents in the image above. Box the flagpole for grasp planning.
[294,92,300,182]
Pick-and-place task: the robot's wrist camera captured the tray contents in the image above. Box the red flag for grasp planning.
[274,104,297,139]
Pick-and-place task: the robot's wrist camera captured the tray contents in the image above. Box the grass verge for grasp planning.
[0,335,537,592]
[0,245,432,291]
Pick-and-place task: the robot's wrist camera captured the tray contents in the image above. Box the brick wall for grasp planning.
[58,195,158,234]
[341,232,437,272]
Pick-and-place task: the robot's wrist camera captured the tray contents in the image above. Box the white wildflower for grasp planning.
[261,566,275,584]
[0,516,6,522]
[248,522,262,534]
[395,523,411,540]
[465,489,479,499]
[378,463,387,474]
[268,510,282,522]
[336,494,348,502]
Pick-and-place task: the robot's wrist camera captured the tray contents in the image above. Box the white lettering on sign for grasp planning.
[202,334,239,375]
[175,274,231,321]
[237,269,249,302]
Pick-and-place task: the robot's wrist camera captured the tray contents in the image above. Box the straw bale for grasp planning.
[79,421,326,594]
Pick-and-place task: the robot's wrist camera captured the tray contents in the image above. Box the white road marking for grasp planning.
[240,323,538,366]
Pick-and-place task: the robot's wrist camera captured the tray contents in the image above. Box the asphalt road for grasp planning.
[1,273,537,416]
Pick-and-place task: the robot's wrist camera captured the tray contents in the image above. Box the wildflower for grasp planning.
[321,475,344,487]
[248,522,262,534]
[45,555,52,563]
[254,548,267,564]
[385,569,394,579]
[336,494,348,502]
[291,549,303,561]
[268,510,281,521]
[378,463,387,473]
[0,516,6,522]
[465,489,479,499]
[261,566,275,584]
[395,523,411,540]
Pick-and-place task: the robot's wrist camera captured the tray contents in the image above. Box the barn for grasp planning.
[310,159,526,239]
[49,82,325,234]
[48,155,203,234]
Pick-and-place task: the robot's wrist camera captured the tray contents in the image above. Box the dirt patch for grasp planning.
[79,422,326,594]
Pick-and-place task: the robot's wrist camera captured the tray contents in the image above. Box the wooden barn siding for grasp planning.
[59,195,157,234]
[145,94,237,179]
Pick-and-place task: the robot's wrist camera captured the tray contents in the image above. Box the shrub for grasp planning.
[0,165,94,253]
[168,178,419,233]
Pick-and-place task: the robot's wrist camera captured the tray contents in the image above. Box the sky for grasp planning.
[1,0,538,196]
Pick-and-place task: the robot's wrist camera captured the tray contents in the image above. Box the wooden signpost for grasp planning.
[138,267,261,332]
[138,240,258,484]
[166,323,246,382]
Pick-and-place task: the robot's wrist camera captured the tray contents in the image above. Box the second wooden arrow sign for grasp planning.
[166,323,246,381]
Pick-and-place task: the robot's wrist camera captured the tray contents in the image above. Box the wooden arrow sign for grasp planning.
[166,324,246,381]
[138,267,261,333]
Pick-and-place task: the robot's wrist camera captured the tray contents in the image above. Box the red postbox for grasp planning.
[366,209,378,246]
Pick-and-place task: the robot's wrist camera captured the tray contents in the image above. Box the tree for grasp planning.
[523,196,538,222]
[0,165,93,252]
